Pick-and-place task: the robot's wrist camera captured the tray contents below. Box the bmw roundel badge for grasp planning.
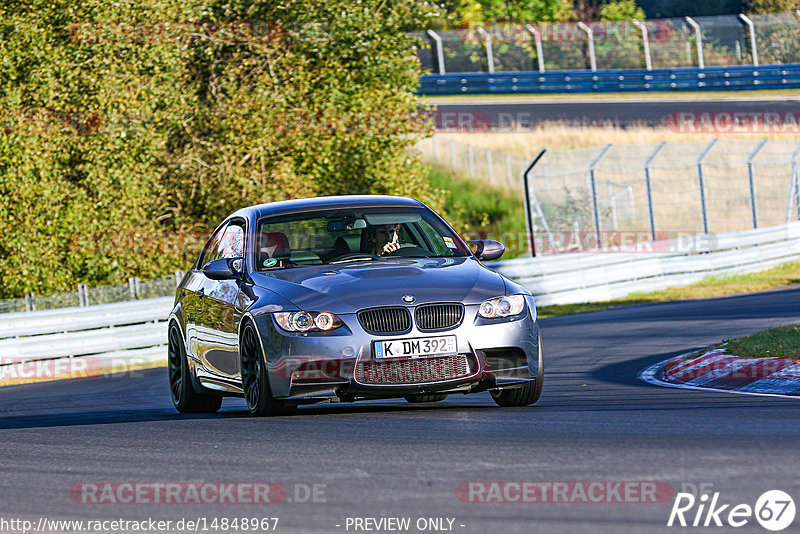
[402,295,415,304]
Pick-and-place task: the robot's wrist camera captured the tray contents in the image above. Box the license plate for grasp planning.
[373,335,457,359]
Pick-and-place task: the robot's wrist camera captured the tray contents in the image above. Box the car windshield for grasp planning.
[254,207,471,269]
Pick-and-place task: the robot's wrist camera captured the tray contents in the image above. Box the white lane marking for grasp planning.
[638,354,800,400]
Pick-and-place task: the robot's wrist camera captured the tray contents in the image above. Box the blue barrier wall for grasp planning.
[418,63,800,95]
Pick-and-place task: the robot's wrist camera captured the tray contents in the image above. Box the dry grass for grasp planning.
[436,122,800,155]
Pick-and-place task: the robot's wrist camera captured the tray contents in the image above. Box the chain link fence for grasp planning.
[418,12,800,74]
[419,137,800,255]
[0,273,183,314]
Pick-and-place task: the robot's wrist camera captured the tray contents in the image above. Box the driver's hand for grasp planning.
[382,242,400,255]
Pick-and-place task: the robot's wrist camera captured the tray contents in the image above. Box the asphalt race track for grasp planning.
[433,97,800,128]
[1,287,799,533]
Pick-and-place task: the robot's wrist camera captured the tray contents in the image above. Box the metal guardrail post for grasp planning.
[476,27,495,74]
[522,148,548,257]
[738,14,759,67]
[789,145,800,223]
[425,30,446,75]
[643,142,666,240]
[525,25,545,73]
[697,139,718,235]
[746,139,768,228]
[128,277,137,299]
[486,149,493,184]
[77,284,88,307]
[631,19,652,71]
[24,292,35,312]
[589,144,612,247]
[685,17,705,69]
[577,22,597,72]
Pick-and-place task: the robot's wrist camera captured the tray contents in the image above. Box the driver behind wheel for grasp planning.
[364,223,400,256]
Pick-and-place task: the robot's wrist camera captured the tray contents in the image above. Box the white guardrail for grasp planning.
[1,222,798,377]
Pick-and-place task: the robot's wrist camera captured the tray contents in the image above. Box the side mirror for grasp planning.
[202,257,242,280]
[466,239,505,262]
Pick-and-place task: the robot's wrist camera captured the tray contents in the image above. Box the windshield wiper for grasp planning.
[328,256,376,264]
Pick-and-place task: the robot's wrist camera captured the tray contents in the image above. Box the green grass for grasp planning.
[420,88,800,103]
[427,163,527,255]
[537,260,800,318]
[723,324,800,359]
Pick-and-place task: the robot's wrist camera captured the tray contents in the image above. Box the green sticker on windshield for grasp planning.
[263,258,278,267]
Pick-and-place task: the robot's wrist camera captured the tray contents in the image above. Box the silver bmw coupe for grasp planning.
[168,195,543,415]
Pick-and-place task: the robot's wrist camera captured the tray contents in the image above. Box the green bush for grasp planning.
[0,0,443,298]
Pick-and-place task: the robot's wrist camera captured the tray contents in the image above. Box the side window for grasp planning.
[198,223,229,267]
[219,223,245,259]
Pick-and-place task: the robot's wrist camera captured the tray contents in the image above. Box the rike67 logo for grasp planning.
[668,490,795,531]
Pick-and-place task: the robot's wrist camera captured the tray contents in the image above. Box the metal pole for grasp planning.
[577,22,597,71]
[644,142,666,240]
[468,144,475,177]
[24,292,35,312]
[426,30,446,74]
[128,277,137,299]
[631,19,652,71]
[525,24,545,73]
[589,144,612,246]
[738,14,759,66]
[522,148,548,257]
[697,139,718,235]
[746,139,768,229]
[685,17,705,69]
[486,149,493,184]
[790,145,800,223]
[476,27,495,74]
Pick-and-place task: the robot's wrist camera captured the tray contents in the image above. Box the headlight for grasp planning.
[274,311,343,332]
[478,295,525,319]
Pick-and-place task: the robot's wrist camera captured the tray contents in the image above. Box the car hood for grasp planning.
[249,257,506,314]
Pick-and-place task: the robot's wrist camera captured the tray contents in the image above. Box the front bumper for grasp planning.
[250,295,541,401]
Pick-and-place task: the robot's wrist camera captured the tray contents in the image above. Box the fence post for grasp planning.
[128,277,137,299]
[77,284,88,307]
[789,144,800,223]
[24,292,35,312]
[476,27,495,74]
[522,148,548,257]
[486,149,493,184]
[449,140,456,168]
[746,139,768,229]
[426,30,446,75]
[589,144,612,247]
[685,17,705,69]
[644,142,666,241]
[468,144,475,177]
[525,25,545,73]
[697,139,718,235]
[577,22,597,72]
[738,14,759,67]
[631,19,652,70]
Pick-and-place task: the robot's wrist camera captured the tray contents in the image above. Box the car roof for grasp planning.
[230,195,426,221]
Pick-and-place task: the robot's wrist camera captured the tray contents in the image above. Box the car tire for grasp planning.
[405,393,448,403]
[168,324,222,414]
[240,321,294,417]
[490,331,544,407]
